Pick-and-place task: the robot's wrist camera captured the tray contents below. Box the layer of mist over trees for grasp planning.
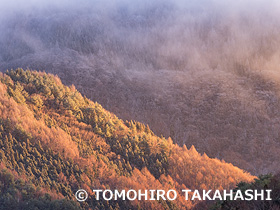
[1,0,280,175]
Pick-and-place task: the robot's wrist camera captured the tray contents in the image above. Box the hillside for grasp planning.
[1,0,280,175]
[212,173,280,210]
[0,69,254,209]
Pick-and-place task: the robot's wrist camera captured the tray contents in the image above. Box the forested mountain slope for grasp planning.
[212,174,280,210]
[1,0,280,175]
[0,69,254,209]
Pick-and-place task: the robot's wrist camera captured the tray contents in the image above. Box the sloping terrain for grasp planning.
[212,174,280,210]
[1,0,280,175]
[0,69,254,209]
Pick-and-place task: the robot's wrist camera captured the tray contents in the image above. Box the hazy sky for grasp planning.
[1,0,280,73]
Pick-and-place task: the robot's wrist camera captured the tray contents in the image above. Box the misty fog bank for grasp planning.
[1,0,280,73]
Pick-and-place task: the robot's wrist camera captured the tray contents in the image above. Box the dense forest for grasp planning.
[212,173,280,210]
[0,69,257,209]
[1,0,280,175]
